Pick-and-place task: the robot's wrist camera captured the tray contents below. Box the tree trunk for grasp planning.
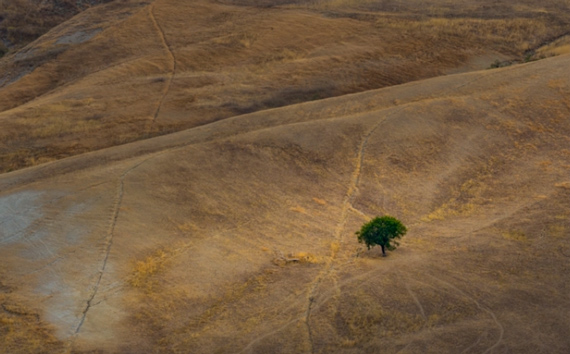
[381,245,386,257]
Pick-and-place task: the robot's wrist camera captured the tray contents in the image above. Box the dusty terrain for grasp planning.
[1,0,570,172]
[1,49,570,352]
[1,0,570,353]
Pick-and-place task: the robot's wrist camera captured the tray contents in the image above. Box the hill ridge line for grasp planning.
[1,53,568,191]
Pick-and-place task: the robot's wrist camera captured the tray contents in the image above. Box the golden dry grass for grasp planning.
[129,248,170,290]
[535,35,570,58]
[0,0,569,352]
[1,0,570,172]
[2,51,569,353]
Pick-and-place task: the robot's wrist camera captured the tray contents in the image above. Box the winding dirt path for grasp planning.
[237,69,501,352]
[65,156,159,354]
[303,113,391,353]
[148,2,177,125]
[72,161,143,336]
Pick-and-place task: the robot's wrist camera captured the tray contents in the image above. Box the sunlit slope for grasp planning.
[1,0,570,172]
[1,54,569,353]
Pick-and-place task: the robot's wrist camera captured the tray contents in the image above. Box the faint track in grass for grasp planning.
[303,109,398,353]
[238,316,302,354]
[149,2,177,126]
[392,272,429,353]
[404,280,427,321]
[423,274,504,354]
[460,333,484,354]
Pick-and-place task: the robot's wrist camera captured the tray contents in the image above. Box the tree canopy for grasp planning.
[356,216,407,256]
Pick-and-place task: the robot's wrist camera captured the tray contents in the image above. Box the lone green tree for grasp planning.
[356,216,407,256]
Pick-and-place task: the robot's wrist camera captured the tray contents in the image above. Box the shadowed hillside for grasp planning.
[1,0,569,172]
[0,0,111,52]
[1,52,569,353]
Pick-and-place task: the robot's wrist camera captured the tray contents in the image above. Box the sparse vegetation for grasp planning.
[356,216,407,256]
[129,249,169,291]
[502,230,528,242]
[489,59,512,69]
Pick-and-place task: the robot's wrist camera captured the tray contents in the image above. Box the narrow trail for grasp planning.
[148,2,177,126]
[348,205,370,221]
[303,113,391,353]
[404,281,427,321]
[238,316,302,354]
[459,334,484,354]
[68,157,153,351]
[389,272,430,353]
[395,342,413,354]
[72,169,128,335]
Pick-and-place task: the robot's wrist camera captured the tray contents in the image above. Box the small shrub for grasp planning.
[488,59,512,69]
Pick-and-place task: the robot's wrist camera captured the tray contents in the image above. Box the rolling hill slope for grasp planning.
[1,52,569,353]
[1,0,570,173]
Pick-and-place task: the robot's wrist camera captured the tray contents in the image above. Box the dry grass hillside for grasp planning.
[1,0,570,172]
[1,52,569,353]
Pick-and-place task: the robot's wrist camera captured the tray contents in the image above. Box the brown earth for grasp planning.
[1,50,569,353]
[1,0,570,172]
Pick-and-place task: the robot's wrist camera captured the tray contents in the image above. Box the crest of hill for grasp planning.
[1,0,570,173]
[0,53,569,353]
